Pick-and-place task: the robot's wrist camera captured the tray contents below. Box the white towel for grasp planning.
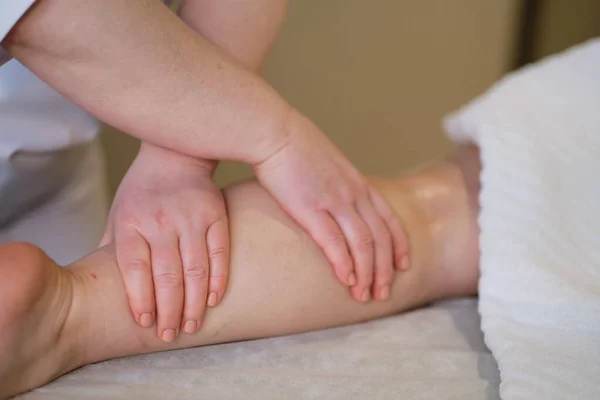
[444,38,600,399]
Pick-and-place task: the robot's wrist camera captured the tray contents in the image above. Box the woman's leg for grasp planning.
[0,146,481,399]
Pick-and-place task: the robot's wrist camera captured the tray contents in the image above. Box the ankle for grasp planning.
[53,268,90,375]
[63,248,151,366]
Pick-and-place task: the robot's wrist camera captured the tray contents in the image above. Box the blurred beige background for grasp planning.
[100,0,600,196]
[533,0,600,59]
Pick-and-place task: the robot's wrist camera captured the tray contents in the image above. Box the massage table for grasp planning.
[18,298,499,399]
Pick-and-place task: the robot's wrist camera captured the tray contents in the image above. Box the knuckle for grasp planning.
[178,207,192,221]
[154,271,183,288]
[370,191,393,218]
[374,225,391,243]
[378,202,396,222]
[208,246,227,259]
[356,182,369,197]
[125,258,149,272]
[153,209,167,225]
[320,188,354,209]
[353,232,374,250]
[316,195,335,210]
[338,186,355,204]
[152,209,175,230]
[184,264,209,281]
[326,232,346,246]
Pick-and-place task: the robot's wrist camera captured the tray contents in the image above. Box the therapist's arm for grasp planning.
[3,0,288,164]
[178,0,288,73]
[4,0,411,324]
[100,0,290,341]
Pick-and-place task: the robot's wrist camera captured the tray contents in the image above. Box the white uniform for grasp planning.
[0,1,108,265]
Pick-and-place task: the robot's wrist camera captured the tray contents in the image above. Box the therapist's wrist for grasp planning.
[248,105,307,168]
[138,141,218,176]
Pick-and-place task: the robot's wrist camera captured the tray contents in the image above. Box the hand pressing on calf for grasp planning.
[254,109,409,302]
[101,142,229,342]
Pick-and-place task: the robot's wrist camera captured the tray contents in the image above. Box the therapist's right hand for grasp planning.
[254,109,410,303]
[101,142,229,343]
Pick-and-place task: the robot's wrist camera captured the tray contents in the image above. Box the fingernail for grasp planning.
[379,285,390,301]
[347,273,357,286]
[139,313,154,328]
[399,255,410,270]
[361,289,370,302]
[161,329,177,343]
[207,292,218,307]
[183,320,198,334]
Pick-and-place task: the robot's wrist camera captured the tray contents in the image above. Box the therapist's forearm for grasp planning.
[179,0,288,73]
[4,0,291,164]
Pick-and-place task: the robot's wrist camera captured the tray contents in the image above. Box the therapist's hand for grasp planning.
[254,110,409,303]
[101,142,229,343]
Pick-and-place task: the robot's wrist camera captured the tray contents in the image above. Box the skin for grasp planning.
[100,0,291,342]
[4,0,288,163]
[101,144,230,342]
[0,146,481,399]
[3,0,409,333]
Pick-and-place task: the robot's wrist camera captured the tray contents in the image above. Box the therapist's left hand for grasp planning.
[101,142,229,343]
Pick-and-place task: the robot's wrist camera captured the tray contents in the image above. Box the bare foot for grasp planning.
[0,243,79,399]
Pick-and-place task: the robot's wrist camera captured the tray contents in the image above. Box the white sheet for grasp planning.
[19,299,499,399]
[444,38,600,399]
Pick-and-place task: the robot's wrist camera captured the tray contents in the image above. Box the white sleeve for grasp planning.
[0,0,36,41]
[0,0,37,65]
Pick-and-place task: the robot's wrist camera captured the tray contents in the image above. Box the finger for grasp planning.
[114,225,155,328]
[301,210,355,287]
[179,227,209,335]
[370,188,410,271]
[357,197,394,301]
[150,230,184,343]
[206,218,230,308]
[333,207,374,302]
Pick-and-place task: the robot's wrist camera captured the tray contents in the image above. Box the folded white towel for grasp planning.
[444,38,600,399]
